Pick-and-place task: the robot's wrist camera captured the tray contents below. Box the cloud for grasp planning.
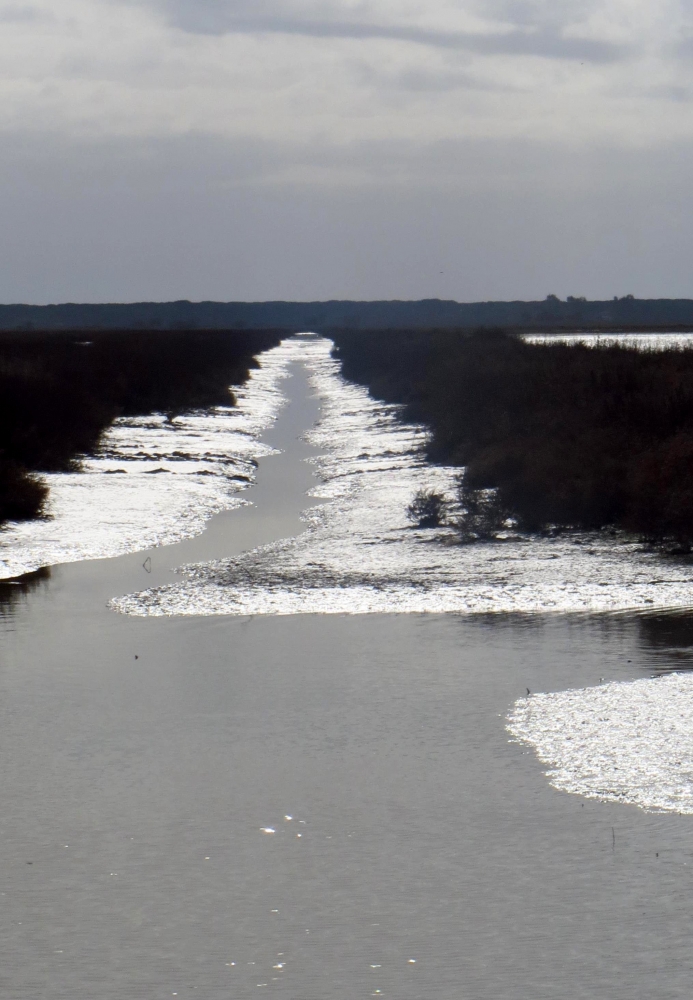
[0,4,48,21]
[229,20,625,63]
[0,1,691,303]
[0,0,686,148]
[145,1,627,62]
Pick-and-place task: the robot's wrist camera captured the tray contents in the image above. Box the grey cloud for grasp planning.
[387,69,505,93]
[0,4,48,21]
[147,1,628,62]
[646,84,692,102]
[675,35,693,58]
[241,20,626,62]
[468,0,600,32]
[355,63,516,94]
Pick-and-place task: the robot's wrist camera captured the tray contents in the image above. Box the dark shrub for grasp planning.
[454,476,509,542]
[0,462,48,522]
[407,489,449,528]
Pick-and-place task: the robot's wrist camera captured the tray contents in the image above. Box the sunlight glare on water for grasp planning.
[507,672,693,814]
[524,332,693,349]
[0,343,294,579]
[112,336,693,618]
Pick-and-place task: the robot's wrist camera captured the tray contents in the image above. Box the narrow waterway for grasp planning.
[1,345,693,999]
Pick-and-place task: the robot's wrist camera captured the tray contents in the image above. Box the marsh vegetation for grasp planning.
[332,328,693,550]
[0,328,281,526]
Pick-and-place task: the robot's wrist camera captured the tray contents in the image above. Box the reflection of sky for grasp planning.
[114,336,693,618]
[0,343,293,580]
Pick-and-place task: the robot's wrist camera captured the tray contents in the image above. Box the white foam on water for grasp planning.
[111,336,693,618]
[0,341,295,579]
[507,672,693,813]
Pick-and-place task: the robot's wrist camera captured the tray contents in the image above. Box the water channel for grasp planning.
[1,338,693,998]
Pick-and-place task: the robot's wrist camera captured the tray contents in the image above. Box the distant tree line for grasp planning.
[4,297,693,331]
[331,329,693,550]
[0,328,281,528]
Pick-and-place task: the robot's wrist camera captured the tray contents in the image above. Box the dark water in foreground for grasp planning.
[1,368,693,998]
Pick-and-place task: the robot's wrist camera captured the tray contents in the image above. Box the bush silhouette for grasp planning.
[407,489,449,528]
[454,476,509,542]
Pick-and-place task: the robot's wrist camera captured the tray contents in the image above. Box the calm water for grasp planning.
[2,338,693,997]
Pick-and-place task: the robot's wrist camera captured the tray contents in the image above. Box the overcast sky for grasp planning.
[1,0,692,302]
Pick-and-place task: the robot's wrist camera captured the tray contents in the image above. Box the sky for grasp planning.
[1,0,692,303]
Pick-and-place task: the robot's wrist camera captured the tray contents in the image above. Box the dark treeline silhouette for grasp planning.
[331,329,693,548]
[4,297,693,331]
[0,328,281,525]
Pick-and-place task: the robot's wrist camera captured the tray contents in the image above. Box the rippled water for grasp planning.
[113,336,693,618]
[0,343,295,580]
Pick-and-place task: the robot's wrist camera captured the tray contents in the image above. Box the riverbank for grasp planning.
[0,338,304,580]
[112,337,693,618]
[331,328,693,547]
[0,327,281,525]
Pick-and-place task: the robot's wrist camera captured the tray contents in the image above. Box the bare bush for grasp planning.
[454,476,509,542]
[407,489,449,528]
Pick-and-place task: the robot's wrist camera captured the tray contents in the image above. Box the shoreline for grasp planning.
[0,355,321,614]
[0,342,317,583]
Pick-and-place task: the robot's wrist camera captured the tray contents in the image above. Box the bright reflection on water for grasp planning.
[508,672,693,814]
[113,336,693,618]
[525,332,693,349]
[506,608,693,816]
[0,344,294,580]
[512,333,693,816]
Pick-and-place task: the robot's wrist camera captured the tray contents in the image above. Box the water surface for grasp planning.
[114,337,693,618]
[2,336,693,998]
